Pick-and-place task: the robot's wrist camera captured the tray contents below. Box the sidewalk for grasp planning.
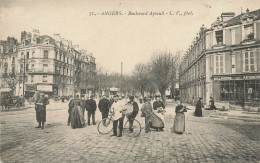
[182,103,260,122]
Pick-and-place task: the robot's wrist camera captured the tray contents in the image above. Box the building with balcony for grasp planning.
[0,37,19,98]
[15,29,96,98]
[179,9,260,110]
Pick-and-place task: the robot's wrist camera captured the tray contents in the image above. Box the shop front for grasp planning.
[212,74,260,110]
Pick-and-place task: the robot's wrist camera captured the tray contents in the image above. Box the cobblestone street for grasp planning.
[0,101,259,163]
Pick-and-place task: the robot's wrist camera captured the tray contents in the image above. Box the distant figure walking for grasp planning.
[70,95,85,129]
[173,100,186,134]
[209,97,217,110]
[194,97,203,117]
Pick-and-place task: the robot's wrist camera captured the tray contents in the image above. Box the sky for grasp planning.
[0,0,259,74]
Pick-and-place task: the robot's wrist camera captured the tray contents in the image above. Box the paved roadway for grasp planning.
[0,100,259,163]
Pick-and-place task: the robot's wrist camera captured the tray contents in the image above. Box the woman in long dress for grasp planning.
[194,97,203,117]
[173,100,185,134]
[141,97,164,132]
[70,95,85,129]
[152,95,165,131]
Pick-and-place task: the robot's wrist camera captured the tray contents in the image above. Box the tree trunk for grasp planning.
[160,90,167,106]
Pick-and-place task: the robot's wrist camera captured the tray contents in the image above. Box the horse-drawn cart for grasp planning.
[1,96,25,111]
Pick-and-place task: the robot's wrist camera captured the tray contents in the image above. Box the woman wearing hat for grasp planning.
[141,97,164,133]
[70,95,85,129]
[194,97,203,117]
[152,95,165,131]
[173,100,186,134]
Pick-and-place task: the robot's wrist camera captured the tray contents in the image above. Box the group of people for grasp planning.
[33,92,218,135]
[68,95,97,129]
[194,96,217,117]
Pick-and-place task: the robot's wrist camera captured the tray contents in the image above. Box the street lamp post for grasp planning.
[22,54,25,98]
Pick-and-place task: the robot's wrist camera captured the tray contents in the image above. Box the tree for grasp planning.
[150,50,179,105]
[1,72,18,95]
[132,63,150,97]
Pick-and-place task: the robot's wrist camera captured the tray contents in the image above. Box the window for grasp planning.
[60,54,62,60]
[26,64,29,72]
[27,51,29,59]
[67,57,69,63]
[245,80,260,102]
[55,51,58,59]
[215,54,224,74]
[20,64,23,73]
[63,55,65,62]
[31,64,35,71]
[215,30,223,45]
[21,52,24,58]
[12,66,15,73]
[43,64,48,72]
[244,24,254,40]
[31,75,34,82]
[244,51,256,72]
[42,76,47,82]
[44,50,48,59]
[12,57,15,64]
[32,51,35,58]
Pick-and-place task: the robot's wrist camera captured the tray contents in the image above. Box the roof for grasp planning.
[225,9,260,27]
[37,35,59,47]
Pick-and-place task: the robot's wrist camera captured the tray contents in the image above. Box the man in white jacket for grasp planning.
[110,95,124,137]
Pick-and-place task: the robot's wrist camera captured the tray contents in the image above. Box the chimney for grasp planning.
[53,34,61,42]
[221,12,235,22]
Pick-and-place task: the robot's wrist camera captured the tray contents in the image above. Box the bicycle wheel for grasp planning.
[97,118,113,134]
[124,119,141,137]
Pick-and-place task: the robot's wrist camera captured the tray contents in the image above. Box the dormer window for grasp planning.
[244,24,254,40]
[215,30,223,45]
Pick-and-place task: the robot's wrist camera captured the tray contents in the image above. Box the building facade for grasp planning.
[180,9,260,110]
[1,29,96,98]
[0,37,19,98]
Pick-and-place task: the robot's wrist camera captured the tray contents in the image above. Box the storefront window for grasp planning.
[245,80,260,102]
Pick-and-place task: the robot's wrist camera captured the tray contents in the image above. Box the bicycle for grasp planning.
[97,112,142,137]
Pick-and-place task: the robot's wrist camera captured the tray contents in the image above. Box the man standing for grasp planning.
[86,95,97,125]
[127,96,139,133]
[35,92,49,129]
[110,95,124,137]
[98,95,111,120]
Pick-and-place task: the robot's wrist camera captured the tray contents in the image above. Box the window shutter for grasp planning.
[253,51,257,71]
[242,52,245,72]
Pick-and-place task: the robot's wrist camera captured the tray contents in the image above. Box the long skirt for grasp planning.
[173,113,185,133]
[71,106,85,129]
[36,106,46,122]
[149,112,164,129]
[194,107,202,117]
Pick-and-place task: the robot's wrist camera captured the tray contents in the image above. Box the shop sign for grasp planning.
[37,85,53,92]
[214,75,260,81]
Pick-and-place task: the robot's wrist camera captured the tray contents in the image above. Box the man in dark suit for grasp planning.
[98,95,111,121]
[127,96,139,133]
[86,95,97,125]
